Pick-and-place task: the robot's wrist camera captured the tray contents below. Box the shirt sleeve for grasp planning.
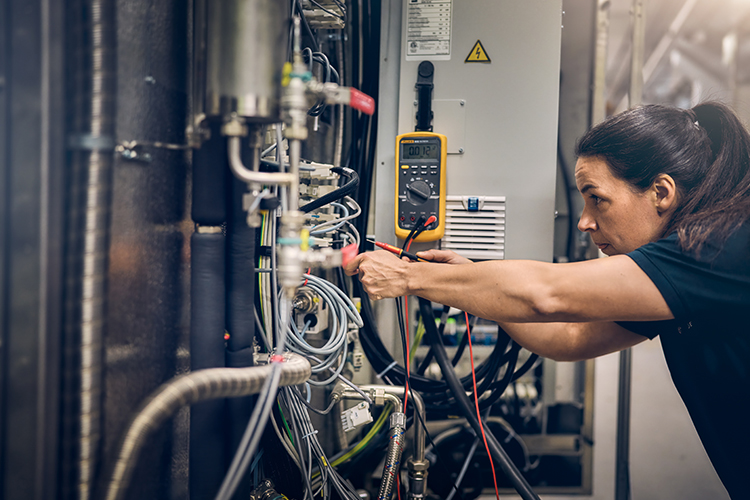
[623,226,750,324]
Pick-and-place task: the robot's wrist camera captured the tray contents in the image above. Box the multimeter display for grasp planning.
[402,144,439,160]
[395,132,447,242]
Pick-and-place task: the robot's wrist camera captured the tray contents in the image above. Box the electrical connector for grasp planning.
[340,401,373,432]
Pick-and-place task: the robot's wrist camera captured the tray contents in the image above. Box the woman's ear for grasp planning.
[652,174,678,214]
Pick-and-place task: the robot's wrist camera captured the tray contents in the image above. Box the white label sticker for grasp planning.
[405,0,453,61]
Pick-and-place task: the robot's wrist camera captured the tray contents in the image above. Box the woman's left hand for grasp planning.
[343,250,412,300]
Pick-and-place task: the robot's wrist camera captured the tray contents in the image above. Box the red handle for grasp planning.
[349,88,375,115]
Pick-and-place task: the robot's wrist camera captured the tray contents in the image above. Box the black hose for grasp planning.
[225,170,257,500]
[192,120,228,225]
[299,167,359,213]
[419,298,540,500]
[189,231,227,500]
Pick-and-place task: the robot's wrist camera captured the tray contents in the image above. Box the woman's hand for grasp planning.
[343,250,412,300]
[415,249,472,265]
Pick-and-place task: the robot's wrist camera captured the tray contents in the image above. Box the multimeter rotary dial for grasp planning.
[405,180,431,205]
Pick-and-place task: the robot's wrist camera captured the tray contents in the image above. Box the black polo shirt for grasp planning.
[617,222,750,499]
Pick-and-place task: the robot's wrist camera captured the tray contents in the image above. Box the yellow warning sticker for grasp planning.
[465,40,491,63]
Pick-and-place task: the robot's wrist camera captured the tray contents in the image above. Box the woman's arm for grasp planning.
[496,321,648,362]
[344,250,673,324]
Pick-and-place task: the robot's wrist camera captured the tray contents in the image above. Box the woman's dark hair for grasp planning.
[575,101,750,252]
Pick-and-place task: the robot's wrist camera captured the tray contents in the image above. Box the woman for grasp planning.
[344,102,750,499]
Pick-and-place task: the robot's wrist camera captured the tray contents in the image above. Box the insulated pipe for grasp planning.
[104,354,311,500]
[192,120,228,225]
[63,0,116,498]
[225,171,258,500]
[189,227,226,500]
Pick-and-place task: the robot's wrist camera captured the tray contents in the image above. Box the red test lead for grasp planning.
[368,240,431,263]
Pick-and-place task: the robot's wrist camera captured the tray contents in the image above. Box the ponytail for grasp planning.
[676,102,750,252]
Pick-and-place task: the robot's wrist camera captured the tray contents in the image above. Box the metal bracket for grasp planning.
[415,61,435,132]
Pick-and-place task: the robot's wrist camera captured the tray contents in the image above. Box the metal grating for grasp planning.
[443,195,506,260]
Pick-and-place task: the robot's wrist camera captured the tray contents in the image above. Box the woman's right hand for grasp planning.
[416,249,472,265]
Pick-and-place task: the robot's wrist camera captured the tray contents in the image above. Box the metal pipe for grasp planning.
[341,385,429,499]
[616,3,646,499]
[63,0,116,498]
[615,349,633,500]
[359,385,425,463]
[227,136,296,186]
[288,138,301,211]
[104,354,312,500]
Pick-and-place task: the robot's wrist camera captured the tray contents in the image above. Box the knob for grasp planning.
[405,180,431,206]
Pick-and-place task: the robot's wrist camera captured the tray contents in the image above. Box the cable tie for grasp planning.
[270,354,285,363]
[301,429,318,440]
[376,360,398,380]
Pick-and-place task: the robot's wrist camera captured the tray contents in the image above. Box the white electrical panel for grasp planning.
[376,0,562,262]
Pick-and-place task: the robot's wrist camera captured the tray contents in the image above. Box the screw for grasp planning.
[460,100,465,106]
[414,100,418,106]
[144,75,156,84]
[458,148,464,154]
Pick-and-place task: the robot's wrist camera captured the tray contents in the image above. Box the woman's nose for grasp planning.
[578,207,597,232]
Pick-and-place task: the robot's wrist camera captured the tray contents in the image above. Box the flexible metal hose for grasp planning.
[63,0,116,498]
[378,413,406,500]
[103,354,311,500]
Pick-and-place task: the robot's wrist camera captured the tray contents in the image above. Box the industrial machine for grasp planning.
[0,1,596,499]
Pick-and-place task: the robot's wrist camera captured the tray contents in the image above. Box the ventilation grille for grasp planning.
[443,195,506,260]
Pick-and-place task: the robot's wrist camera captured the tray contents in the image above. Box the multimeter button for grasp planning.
[430,165,438,169]
[401,165,409,169]
[430,170,438,175]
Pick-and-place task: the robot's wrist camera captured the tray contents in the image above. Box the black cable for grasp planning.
[396,299,467,500]
[355,282,509,399]
[419,298,540,500]
[309,0,344,20]
[299,167,359,213]
[416,305,450,375]
[512,353,539,382]
[294,0,320,52]
[402,215,427,250]
[416,310,474,376]
[558,134,578,261]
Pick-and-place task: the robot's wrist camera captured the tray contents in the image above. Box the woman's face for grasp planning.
[575,156,669,256]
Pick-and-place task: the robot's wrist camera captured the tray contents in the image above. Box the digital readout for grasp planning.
[401,143,438,160]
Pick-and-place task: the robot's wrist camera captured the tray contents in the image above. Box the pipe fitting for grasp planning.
[390,412,406,429]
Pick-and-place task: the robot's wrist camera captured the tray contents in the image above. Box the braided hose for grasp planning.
[104,354,311,500]
[378,413,406,500]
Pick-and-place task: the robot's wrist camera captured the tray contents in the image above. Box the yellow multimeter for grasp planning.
[395,132,447,241]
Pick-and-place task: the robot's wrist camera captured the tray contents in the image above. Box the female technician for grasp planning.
[344,102,750,499]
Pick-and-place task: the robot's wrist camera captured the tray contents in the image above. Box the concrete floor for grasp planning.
[496,337,729,500]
